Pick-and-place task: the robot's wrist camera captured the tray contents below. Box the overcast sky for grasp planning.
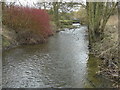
[6,0,86,6]
[5,0,117,7]
[5,0,86,9]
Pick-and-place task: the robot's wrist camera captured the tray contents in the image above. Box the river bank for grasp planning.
[2,26,19,50]
[90,15,119,87]
[2,25,54,51]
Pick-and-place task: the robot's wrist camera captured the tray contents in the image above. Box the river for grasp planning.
[2,26,113,88]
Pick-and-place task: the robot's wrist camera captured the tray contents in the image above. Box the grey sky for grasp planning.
[6,0,86,6]
[5,0,86,10]
[5,0,117,7]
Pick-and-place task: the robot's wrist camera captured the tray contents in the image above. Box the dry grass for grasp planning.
[106,15,118,26]
[92,15,119,87]
[105,15,118,42]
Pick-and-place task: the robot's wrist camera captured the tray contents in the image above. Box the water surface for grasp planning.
[2,26,113,88]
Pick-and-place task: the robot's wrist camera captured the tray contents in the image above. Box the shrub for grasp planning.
[3,5,53,40]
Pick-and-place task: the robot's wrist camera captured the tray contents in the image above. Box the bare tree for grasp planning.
[86,2,118,45]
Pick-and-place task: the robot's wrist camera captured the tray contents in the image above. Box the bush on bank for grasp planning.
[2,5,53,44]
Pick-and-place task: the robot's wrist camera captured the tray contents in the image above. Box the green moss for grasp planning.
[84,55,100,88]
[3,37,11,47]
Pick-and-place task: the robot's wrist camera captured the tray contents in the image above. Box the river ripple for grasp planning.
[3,26,112,88]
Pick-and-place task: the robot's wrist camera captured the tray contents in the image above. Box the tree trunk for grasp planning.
[53,2,60,28]
[86,2,118,44]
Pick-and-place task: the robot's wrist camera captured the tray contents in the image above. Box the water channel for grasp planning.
[2,26,113,88]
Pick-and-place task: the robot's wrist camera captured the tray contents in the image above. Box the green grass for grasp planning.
[60,20,73,25]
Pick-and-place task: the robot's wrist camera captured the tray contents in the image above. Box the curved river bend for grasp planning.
[3,26,113,88]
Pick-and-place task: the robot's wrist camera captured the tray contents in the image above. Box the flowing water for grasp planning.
[2,26,113,88]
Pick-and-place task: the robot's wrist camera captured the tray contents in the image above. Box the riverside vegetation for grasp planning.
[86,2,119,87]
[2,5,53,50]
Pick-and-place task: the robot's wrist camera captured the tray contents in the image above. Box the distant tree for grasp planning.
[52,2,61,27]
[73,6,87,24]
